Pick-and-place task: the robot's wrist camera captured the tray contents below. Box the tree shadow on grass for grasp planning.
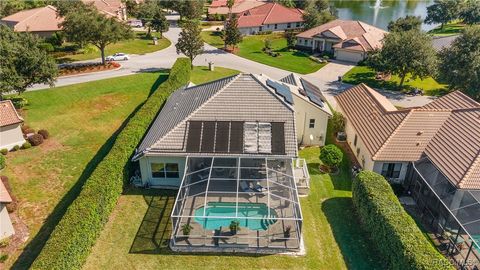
[11,74,167,270]
[322,197,384,270]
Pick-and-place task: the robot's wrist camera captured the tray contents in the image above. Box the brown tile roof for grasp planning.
[336,84,480,190]
[296,19,387,52]
[83,0,125,19]
[0,181,12,203]
[0,100,23,127]
[237,2,304,28]
[1,5,63,32]
[335,83,409,156]
[208,0,266,15]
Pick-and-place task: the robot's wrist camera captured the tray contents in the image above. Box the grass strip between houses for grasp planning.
[31,58,192,270]
[352,171,454,270]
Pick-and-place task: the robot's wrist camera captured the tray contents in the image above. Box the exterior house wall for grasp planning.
[293,96,329,146]
[239,21,303,35]
[0,124,25,150]
[372,161,409,183]
[0,204,14,240]
[334,49,365,63]
[139,156,186,188]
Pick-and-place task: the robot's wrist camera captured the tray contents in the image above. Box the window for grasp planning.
[296,22,301,27]
[354,134,358,146]
[259,26,263,32]
[274,24,278,29]
[287,23,291,28]
[309,119,315,128]
[356,148,360,156]
[381,163,402,179]
[151,163,179,178]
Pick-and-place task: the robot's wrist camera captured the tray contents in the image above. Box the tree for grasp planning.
[274,0,295,8]
[226,0,235,11]
[176,20,204,68]
[365,30,437,88]
[223,15,242,50]
[151,10,169,38]
[387,15,422,32]
[425,0,460,29]
[320,144,343,169]
[331,111,346,134]
[284,30,297,49]
[302,1,335,30]
[438,26,480,100]
[0,25,58,95]
[136,0,160,38]
[459,0,480,25]
[178,0,204,21]
[61,7,133,64]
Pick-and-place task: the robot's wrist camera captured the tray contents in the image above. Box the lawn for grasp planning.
[342,66,448,96]
[428,22,465,36]
[55,32,171,63]
[3,66,238,268]
[190,66,239,84]
[201,31,326,74]
[83,124,383,269]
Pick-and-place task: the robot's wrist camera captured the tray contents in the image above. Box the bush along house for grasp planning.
[132,73,331,253]
[336,83,480,268]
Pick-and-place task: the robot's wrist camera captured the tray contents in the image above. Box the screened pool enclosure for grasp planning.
[171,157,306,252]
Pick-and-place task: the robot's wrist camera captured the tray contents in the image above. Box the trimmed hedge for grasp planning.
[352,171,453,270]
[32,58,192,270]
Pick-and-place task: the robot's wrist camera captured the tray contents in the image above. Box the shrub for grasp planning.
[13,145,20,151]
[22,142,32,149]
[319,144,343,169]
[264,39,272,50]
[38,42,55,52]
[0,253,8,263]
[0,149,7,155]
[0,155,5,170]
[352,171,453,270]
[28,134,44,146]
[1,176,18,213]
[38,129,50,139]
[5,97,28,109]
[331,111,346,134]
[32,58,192,269]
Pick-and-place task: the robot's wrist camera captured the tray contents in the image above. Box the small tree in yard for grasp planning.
[425,0,460,29]
[459,0,480,25]
[223,15,242,50]
[285,30,297,50]
[387,15,422,32]
[152,10,169,38]
[320,144,343,170]
[331,111,346,134]
[136,0,161,38]
[176,20,204,68]
[0,25,57,95]
[61,7,133,65]
[365,30,437,89]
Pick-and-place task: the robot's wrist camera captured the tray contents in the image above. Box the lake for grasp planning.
[330,0,436,31]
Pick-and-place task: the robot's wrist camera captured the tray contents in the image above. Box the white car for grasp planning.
[106,53,130,61]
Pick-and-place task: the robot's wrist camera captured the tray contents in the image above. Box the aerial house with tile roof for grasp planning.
[132,73,330,253]
[336,84,480,267]
[0,5,63,37]
[0,100,25,151]
[296,19,387,63]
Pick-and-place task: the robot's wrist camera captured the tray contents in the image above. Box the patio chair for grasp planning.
[240,181,255,196]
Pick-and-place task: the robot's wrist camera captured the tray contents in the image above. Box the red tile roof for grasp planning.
[1,5,63,32]
[237,2,304,28]
[0,100,23,127]
[208,0,266,15]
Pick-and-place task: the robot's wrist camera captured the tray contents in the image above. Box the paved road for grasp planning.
[30,14,434,108]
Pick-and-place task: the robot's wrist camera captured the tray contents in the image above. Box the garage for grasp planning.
[335,49,365,63]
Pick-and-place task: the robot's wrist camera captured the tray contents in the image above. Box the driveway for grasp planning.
[29,14,434,108]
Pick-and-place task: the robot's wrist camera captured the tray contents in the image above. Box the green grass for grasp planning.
[190,66,239,84]
[342,66,448,96]
[428,22,465,36]
[55,32,171,63]
[201,31,326,74]
[3,66,238,268]
[82,123,382,269]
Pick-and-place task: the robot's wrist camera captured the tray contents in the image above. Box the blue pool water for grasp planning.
[473,235,480,254]
[194,202,277,231]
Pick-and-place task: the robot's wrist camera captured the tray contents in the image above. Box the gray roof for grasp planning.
[134,74,298,160]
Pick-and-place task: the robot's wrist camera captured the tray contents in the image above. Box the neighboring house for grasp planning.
[432,35,458,51]
[336,84,480,268]
[0,181,14,241]
[132,73,330,252]
[0,100,25,151]
[296,20,387,63]
[83,0,127,21]
[208,0,266,18]
[236,3,304,35]
[0,5,63,37]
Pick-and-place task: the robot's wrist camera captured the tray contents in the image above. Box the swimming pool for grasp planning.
[194,202,277,231]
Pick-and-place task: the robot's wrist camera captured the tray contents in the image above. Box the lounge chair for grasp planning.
[240,181,255,195]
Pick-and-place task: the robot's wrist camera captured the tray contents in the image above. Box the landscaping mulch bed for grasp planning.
[59,62,121,76]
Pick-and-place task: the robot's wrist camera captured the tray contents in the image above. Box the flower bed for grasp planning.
[59,62,121,76]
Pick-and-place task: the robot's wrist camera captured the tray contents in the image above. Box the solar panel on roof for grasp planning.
[266,79,294,105]
[214,121,230,152]
[201,121,215,152]
[300,78,324,108]
[271,122,285,155]
[186,121,202,152]
[229,121,244,153]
